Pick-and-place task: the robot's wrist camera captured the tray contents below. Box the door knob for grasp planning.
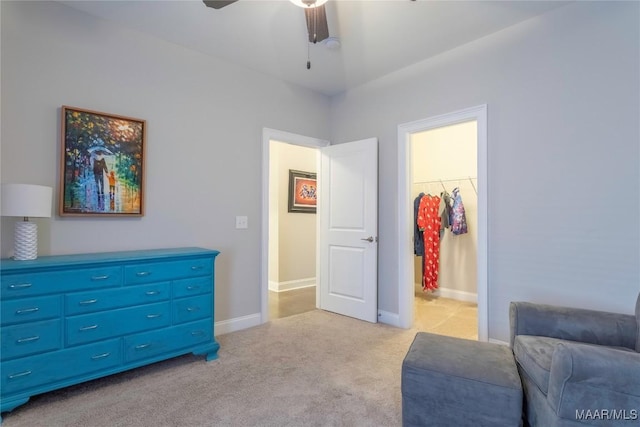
[361,236,375,242]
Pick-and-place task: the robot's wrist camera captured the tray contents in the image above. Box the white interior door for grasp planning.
[318,138,378,323]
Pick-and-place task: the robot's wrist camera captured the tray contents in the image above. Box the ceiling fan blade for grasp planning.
[305,4,329,43]
[203,0,239,9]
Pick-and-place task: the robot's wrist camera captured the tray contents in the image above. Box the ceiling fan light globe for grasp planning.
[322,37,341,50]
[290,0,328,8]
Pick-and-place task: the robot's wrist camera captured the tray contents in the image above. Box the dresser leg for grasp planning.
[193,340,220,361]
[1,395,31,421]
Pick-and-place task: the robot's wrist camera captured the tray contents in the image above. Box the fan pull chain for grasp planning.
[307,3,316,69]
[305,1,318,70]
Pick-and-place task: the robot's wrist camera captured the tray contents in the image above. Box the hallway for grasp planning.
[268,287,316,320]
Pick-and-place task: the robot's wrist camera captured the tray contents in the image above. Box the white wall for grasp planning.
[0,1,330,325]
[330,1,640,341]
[412,121,477,299]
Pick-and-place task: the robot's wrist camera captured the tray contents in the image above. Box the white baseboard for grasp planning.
[215,313,262,336]
[415,283,478,304]
[269,277,316,292]
[377,309,401,327]
[438,287,477,303]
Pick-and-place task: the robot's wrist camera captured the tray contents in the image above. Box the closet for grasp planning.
[411,121,478,333]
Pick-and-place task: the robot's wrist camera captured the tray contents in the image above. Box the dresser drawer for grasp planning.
[173,277,212,298]
[1,266,122,299]
[124,258,213,285]
[123,319,212,363]
[66,282,170,315]
[1,339,121,396]
[173,294,212,324]
[1,296,62,326]
[66,302,171,346]
[1,319,62,361]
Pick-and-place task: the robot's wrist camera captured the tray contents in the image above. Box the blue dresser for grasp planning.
[0,247,220,420]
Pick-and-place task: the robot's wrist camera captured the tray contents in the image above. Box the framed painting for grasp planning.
[59,106,146,216]
[288,169,317,213]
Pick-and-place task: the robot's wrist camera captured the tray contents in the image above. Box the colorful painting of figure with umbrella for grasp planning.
[60,106,145,216]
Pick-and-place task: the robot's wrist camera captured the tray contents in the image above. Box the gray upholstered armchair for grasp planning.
[510,294,640,427]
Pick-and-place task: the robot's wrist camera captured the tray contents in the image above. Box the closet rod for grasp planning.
[415,176,477,195]
[414,177,477,185]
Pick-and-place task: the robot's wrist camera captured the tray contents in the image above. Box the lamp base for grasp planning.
[14,221,38,261]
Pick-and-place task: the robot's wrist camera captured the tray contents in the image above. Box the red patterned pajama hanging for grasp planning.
[416,194,441,291]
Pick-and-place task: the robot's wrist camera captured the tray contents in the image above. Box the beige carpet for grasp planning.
[3,310,422,427]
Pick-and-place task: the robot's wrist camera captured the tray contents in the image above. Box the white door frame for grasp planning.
[261,128,329,324]
[397,105,488,341]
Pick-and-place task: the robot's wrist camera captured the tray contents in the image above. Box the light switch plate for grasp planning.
[235,216,248,229]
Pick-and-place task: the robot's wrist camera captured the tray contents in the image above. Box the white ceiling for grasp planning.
[58,0,569,96]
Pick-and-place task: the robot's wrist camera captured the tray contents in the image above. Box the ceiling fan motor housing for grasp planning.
[202,0,238,10]
[305,5,329,43]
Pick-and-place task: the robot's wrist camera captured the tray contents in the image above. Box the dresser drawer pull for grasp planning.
[91,275,110,281]
[136,271,151,277]
[191,330,205,336]
[91,352,111,360]
[8,370,32,379]
[135,343,151,350]
[79,324,98,331]
[187,307,200,312]
[146,313,163,319]
[17,335,40,343]
[186,285,201,291]
[8,283,32,289]
[16,307,40,315]
[79,299,98,305]
[191,266,204,271]
[145,291,160,296]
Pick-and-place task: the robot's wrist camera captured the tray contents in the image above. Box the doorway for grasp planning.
[261,129,379,324]
[268,141,319,320]
[411,121,478,340]
[261,128,329,323]
[397,105,488,341]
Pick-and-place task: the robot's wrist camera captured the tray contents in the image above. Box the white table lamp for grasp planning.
[1,183,53,260]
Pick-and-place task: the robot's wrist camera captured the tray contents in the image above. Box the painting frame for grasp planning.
[288,169,317,214]
[59,106,146,217]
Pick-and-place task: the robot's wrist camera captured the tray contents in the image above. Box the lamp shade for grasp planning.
[1,184,53,218]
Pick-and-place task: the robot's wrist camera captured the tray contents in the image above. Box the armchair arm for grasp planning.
[509,302,636,349]
[547,342,640,422]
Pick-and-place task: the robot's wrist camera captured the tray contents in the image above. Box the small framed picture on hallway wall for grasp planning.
[59,106,146,217]
[288,169,317,214]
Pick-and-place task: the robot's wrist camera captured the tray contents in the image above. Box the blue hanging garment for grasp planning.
[414,193,425,255]
[449,187,468,235]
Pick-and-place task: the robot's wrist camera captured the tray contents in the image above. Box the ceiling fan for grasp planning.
[202,0,330,45]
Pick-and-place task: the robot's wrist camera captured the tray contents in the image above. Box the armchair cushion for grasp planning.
[547,342,640,422]
[514,335,636,397]
[513,335,564,395]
